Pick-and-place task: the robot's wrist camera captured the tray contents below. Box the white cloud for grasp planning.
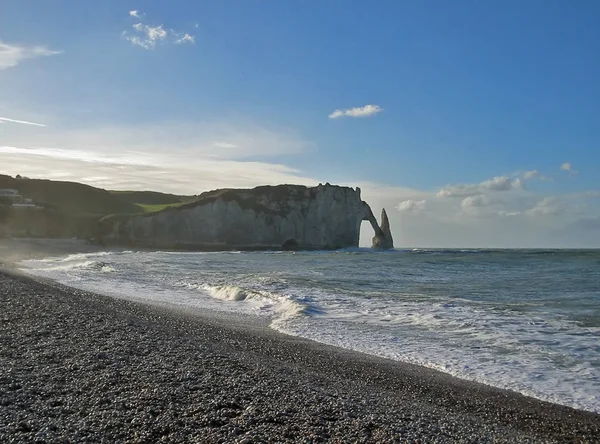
[437,176,522,198]
[0,118,314,196]
[0,145,146,165]
[560,162,578,175]
[526,197,560,216]
[328,104,382,119]
[213,141,240,149]
[560,162,572,171]
[0,125,318,195]
[498,210,521,217]
[461,195,489,209]
[0,117,46,127]
[0,120,312,162]
[460,195,492,213]
[521,169,552,182]
[0,41,61,70]
[174,33,195,45]
[0,146,316,195]
[483,176,522,191]
[523,170,539,179]
[125,23,168,49]
[124,11,195,50]
[396,199,426,213]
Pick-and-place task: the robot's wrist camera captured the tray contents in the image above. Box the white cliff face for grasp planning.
[101,184,387,250]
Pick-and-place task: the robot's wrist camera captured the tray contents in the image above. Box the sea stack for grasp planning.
[372,208,394,250]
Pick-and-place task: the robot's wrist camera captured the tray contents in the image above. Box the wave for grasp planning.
[202,284,258,302]
[406,248,495,255]
[30,250,139,264]
[179,281,316,324]
[26,260,117,273]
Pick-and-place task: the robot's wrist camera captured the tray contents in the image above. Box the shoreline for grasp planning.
[1,268,599,442]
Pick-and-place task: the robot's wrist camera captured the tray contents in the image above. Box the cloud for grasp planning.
[560,162,578,175]
[520,169,552,182]
[0,41,62,70]
[329,104,383,119]
[125,23,168,49]
[0,118,314,196]
[560,162,572,171]
[0,146,316,195]
[483,176,522,191]
[437,176,523,198]
[0,117,46,127]
[526,197,560,216]
[460,195,490,210]
[0,120,312,162]
[460,194,494,216]
[498,210,521,217]
[396,199,426,213]
[123,11,195,50]
[213,141,240,149]
[523,170,539,179]
[174,33,195,45]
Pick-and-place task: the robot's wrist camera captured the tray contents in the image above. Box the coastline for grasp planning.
[1,265,599,442]
[0,237,107,262]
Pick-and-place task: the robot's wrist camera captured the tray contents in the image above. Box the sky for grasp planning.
[1,0,599,247]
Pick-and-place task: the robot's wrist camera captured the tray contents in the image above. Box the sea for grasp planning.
[19,248,600,413]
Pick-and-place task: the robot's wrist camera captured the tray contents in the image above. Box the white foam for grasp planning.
[192,283,310,321]
[271,294,600,413]
[203,284,253,302]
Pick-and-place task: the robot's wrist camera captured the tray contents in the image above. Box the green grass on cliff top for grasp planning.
[136,202,187,213]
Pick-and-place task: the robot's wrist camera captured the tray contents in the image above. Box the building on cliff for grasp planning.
[98,184,394,251]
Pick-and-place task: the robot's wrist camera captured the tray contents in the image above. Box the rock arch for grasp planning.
[362,204,394,250]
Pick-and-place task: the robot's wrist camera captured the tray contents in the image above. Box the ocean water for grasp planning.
[20,248,600,413]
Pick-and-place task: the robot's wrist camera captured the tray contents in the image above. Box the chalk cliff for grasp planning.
[99,184,394,251]
[372,208,394,250]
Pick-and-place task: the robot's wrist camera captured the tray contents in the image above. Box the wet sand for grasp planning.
[1,265,599,443]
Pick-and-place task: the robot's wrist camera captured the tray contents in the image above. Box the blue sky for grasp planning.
[1,0,599,247]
